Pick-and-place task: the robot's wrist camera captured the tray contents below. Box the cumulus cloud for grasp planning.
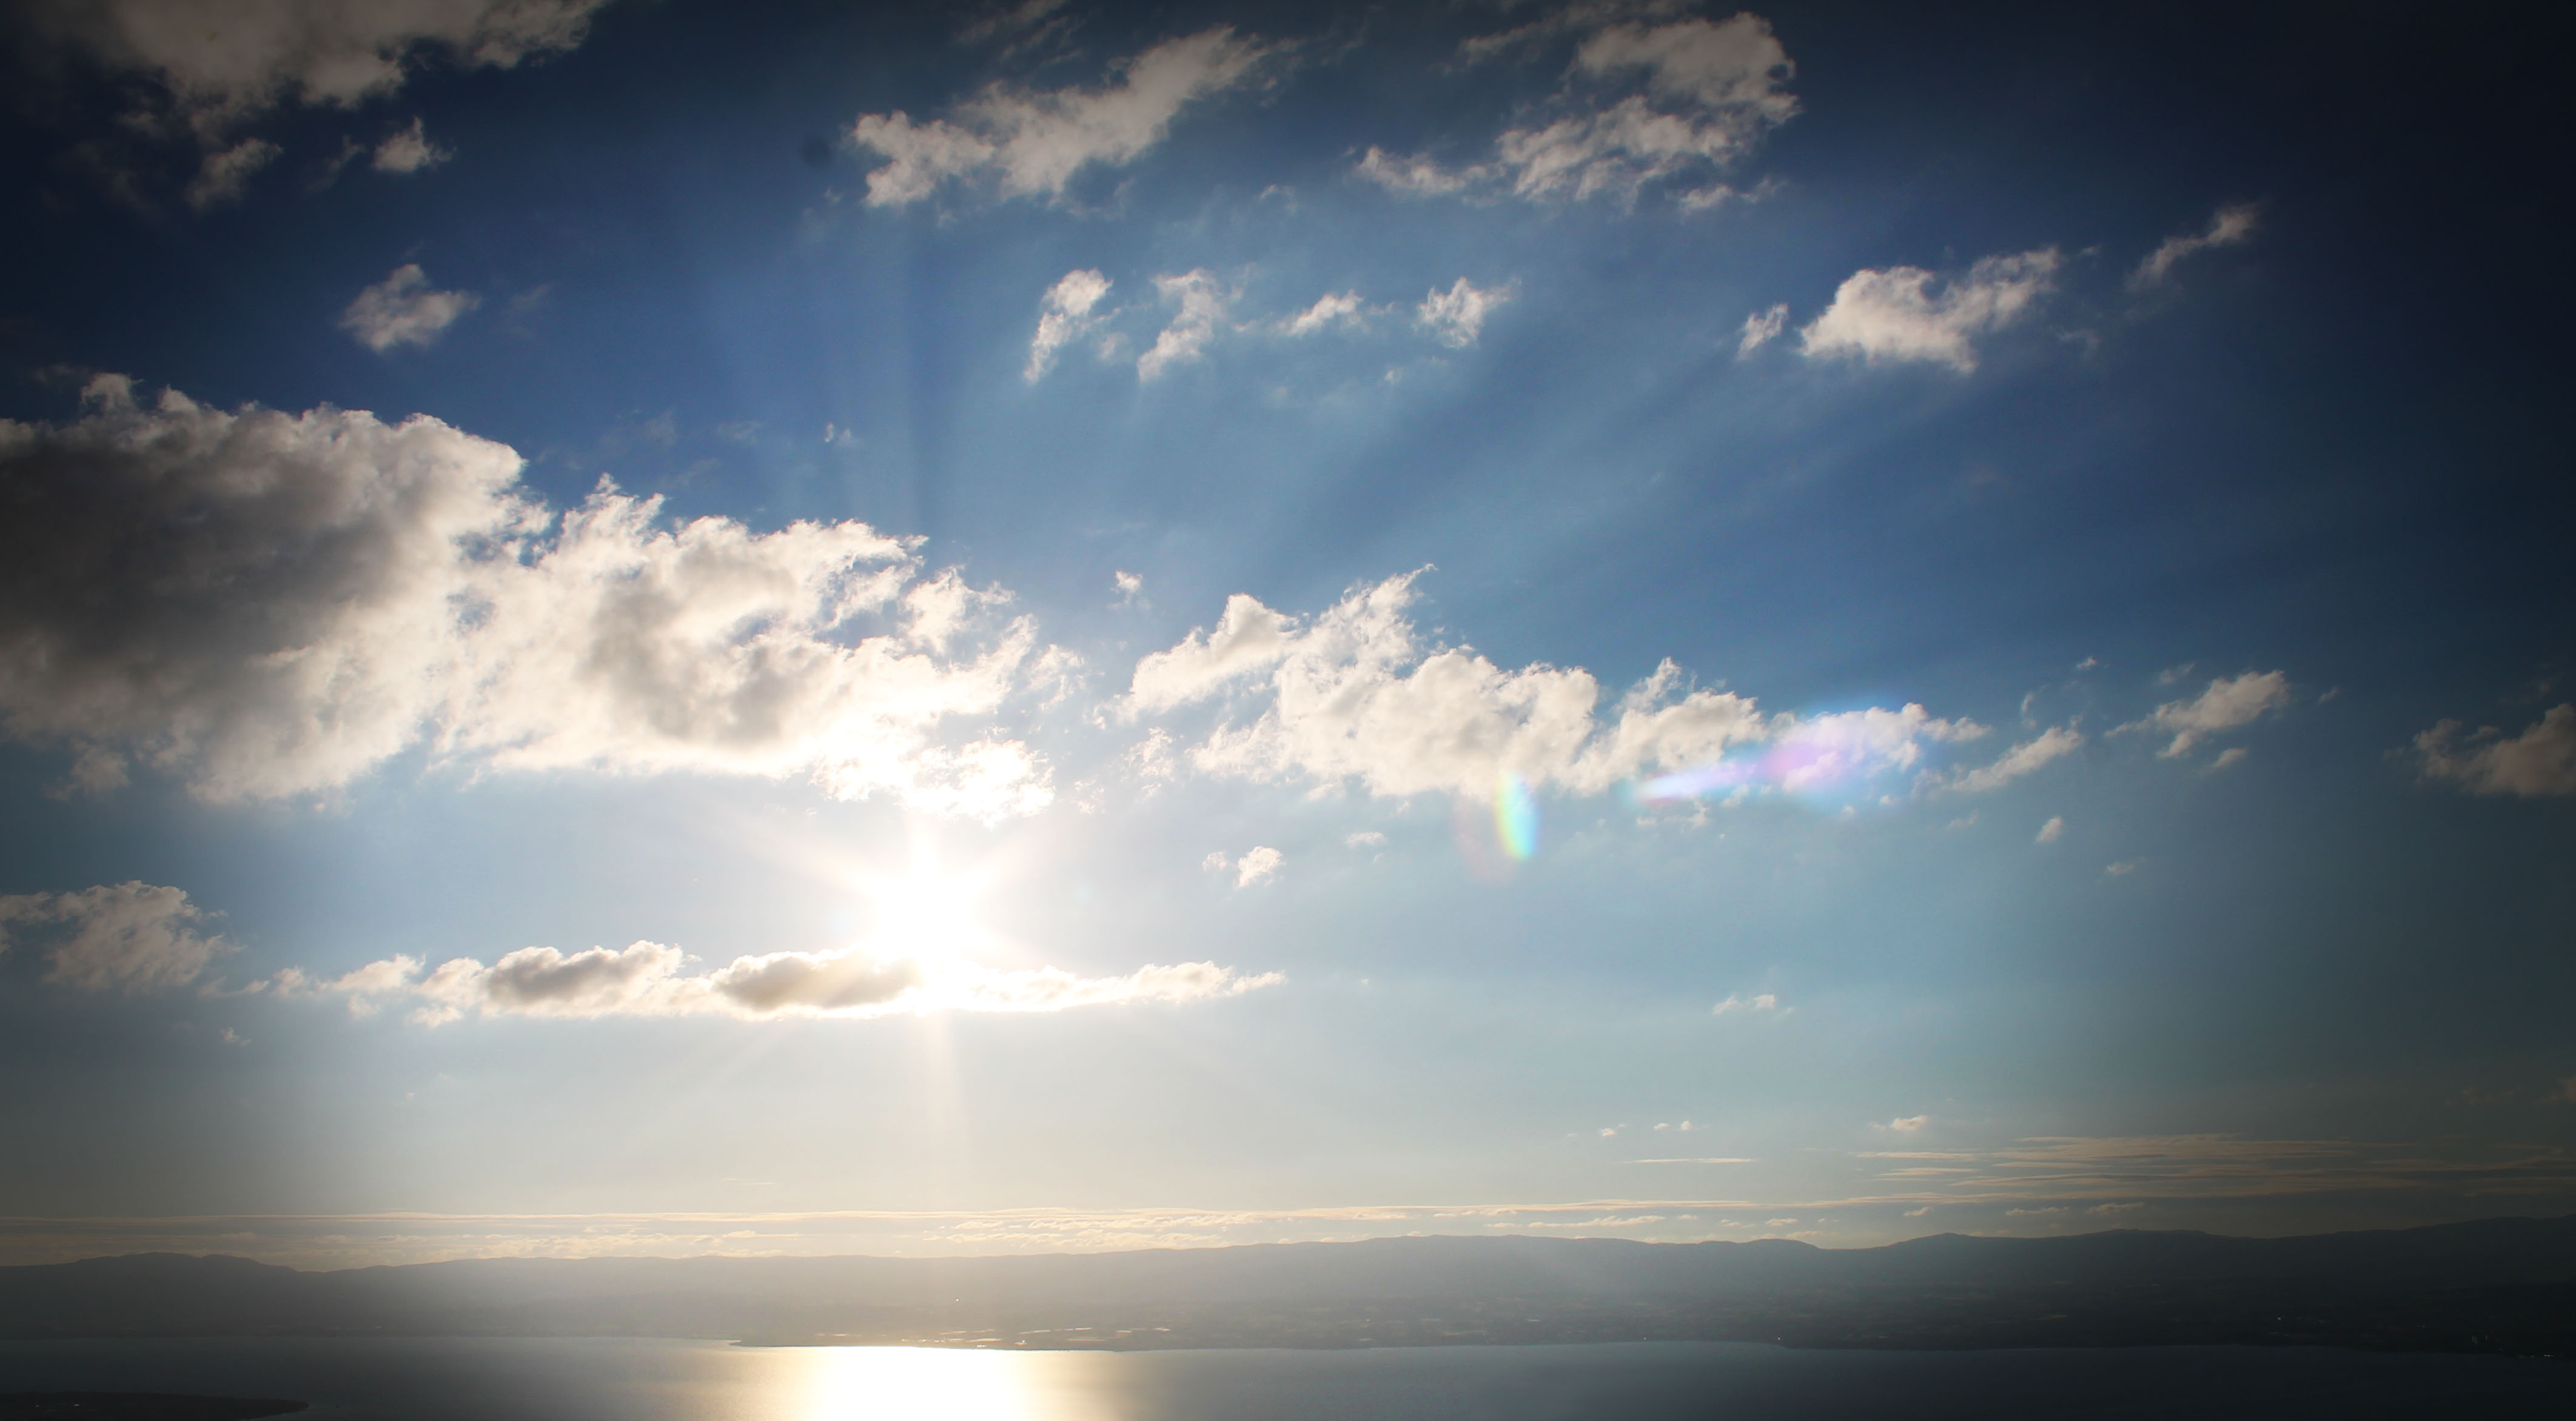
[1712,992,1785,1015]
[0,881,233,992]
[1025,269,1112,381]
[848,28,1280,207]
[2415,704,2576,797]
[1736,302,1787,356]
[295,941,1280,1026]
[371,116,451,173]
[1125,572,1975,801]
[1800,249,2061,372]
[340,264,480,351]
[2119,670,2290,758]
[1138,270,1232,379]
[25,0,612,121]
[0,377,1053,814]
[1364,10,1795,209]
[1415,278,1515,349]
[2130,201,2261,290]
[1232,845,1283,887]
[2035,815,2065,843]
[1947,724,2083,793]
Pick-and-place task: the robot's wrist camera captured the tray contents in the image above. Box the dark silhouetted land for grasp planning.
[0,1399,304,1421]
[5,1219,2575,1357]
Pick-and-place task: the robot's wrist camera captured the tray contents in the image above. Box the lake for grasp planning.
[3,1337,2572,1419]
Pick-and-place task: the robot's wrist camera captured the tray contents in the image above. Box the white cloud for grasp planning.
[2208,746,2249,772]
[2105,860,2140,877]
[1712,992,1785,1015]
[1800,249,2061,372]
[2035,815,2064,843]
[1353,146,1479,196]
[25,0,612,122]
[2415,704,2576,797]
[1138,269,1232,379]
[183,136,279,209]
[1281,290,1366,336]
[848,28,1280,207]
[1366,11,1794,209]
[2130,202,2261,290]
[2118,669,2290,758]
[1346,830,1386,850]
[1232,845,1284,888]
[1879,1115,1930,1133]
[371,116,451,174]
[340,264,480,352]
[0,377,1053,815]
[1947,724,2083,793]
[1024,269,1112,381]
[1125,573,1976,801]
[1112,570,1145,608]
[1415,278,1516,349]
[298,941,1280,1026]
[0,881,233,992]
[1736,302,1787,356]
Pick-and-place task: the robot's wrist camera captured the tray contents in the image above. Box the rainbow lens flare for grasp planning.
[1494,771,1540,861]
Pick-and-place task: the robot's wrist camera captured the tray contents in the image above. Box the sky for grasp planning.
[0,0,2571,1268]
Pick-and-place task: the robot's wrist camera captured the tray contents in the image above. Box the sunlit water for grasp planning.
[4,1337,2572,1419]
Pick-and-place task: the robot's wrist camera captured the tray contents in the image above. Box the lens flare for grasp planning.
[1494,771,1540,861]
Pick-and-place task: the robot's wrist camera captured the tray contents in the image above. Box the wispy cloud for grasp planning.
[2118,670,2290,758]
[850,28,1284,207]
[340,264,480,351]
[2130,202,2262,289]
[2415,704,2576,797]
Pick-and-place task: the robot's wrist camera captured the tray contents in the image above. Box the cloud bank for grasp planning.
[1126,573,1979,800]
[291,941,1280,1025]
[0,377,1052,815]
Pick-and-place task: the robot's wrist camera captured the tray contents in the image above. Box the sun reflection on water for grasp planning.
[792,1346,1121,1421]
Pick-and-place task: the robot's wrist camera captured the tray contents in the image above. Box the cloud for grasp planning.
[2130,202,2261,290]
[1233,846,1283,887]
[1138,269,1232,379]
[1712,992,1785,1015]
[1025,269,1112,381]
[1281,290,1366,336]
[297,941,1280,1026]
[371,117,451,174]
[2035,815,2065,843]
[848,28,1280,207]
[1415,278,1515,349]
[2207,746,2249,771]
[2415,704,2576,797]
[1128,573,1977,801]
[25,0,613,123]
[1365,11,1795,209]
[2118,670,2290,758]
[1878,1115,1930,1133]
[0,377,1053,815]
[1113,570,1145,608]
[1800,249,2061,372]
[1947,724,2083,793]
[1736,303,1787,356]
[0,881,233,992]
[340,264,480,351]
[183,136,279,209]
[1346,831,1386,849]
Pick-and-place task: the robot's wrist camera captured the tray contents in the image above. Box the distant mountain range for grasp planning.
[7,1219,2576,1357]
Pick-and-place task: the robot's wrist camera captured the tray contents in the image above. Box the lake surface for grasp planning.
[3,1337,2572,1419]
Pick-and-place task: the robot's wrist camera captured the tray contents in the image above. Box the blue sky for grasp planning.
[0,0,2571,1266]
